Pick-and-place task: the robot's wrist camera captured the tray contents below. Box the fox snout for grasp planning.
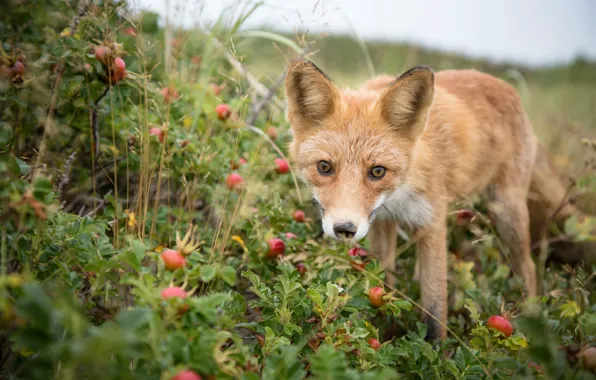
[321,209,372,242]
[332,220,357,239]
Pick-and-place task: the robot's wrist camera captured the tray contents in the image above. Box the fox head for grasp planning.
[284,60,435,241]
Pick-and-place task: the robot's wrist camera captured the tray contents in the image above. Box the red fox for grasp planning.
[283,60,577,340]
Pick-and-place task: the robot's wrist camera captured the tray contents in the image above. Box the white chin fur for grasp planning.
[322,215,337,239]
[352,220,369,241]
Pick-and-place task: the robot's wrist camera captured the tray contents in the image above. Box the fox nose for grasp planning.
[333,221,357,239]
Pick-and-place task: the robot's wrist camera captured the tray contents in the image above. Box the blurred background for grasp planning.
[134,0,596,170]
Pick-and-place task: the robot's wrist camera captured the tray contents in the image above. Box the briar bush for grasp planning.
[1,1,595,379]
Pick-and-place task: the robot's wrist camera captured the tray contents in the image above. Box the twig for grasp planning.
[246,42,311,126]
[211,37,285,110]
[83,190,113,218]
[248,45,311,125]
[56,152,76,200]
[248,72,286,126]
[91,86,111,167]
[32,0,90,179]
[531,234,570,251]
[536,178,577,295]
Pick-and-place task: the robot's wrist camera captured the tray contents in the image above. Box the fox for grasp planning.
[283,60,578,340]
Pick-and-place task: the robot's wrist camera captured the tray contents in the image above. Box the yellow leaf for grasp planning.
[127,212,136,227]
[20,349,34,357]
[183,116,192,129]
[232,235,248,252]
[154,244,164,253]
[60,27,71,37]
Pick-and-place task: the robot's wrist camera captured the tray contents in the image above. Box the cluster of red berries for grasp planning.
[1,59,25,82]
[94,45,126,85]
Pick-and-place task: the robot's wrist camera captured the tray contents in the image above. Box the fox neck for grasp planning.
[378,183,434,228]
[377,141,435,228]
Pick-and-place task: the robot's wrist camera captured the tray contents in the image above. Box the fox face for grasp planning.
[284,60,435,241]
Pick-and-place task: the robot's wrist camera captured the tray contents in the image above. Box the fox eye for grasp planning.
[317,160,333,175]
[369,166,386,180]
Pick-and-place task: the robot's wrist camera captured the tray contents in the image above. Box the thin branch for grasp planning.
[246,43,311,126]
[211,37,285,110]
[91,86,111,167]
[83,190,113,218]
[56,151,77,200]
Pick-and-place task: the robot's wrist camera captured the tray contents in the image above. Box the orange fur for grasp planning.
[284,60,574,340]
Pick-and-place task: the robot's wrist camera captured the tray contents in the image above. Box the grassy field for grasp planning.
[1,2,595,379]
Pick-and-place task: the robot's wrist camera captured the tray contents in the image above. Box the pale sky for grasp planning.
[131,0,596,66]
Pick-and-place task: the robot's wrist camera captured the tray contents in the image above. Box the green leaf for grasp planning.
[393,299,412,311]
[351,327,369,339]
[262,345,306,380]
[307,288,324,311]
[115,307,152,331]
[310,345,348,380]
[464,299,480,322]
[200,264,217,282]
[559,300,581,319]
[221,266,237,286]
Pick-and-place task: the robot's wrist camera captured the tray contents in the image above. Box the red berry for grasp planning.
[274,158,290,174]
[266,238,285,257]
[191,56,202,65]
[161,87,179,103]
[266,127,278,140]
[94,46,110,64]
[114,57,126,73]
[226,173,244,189]
[285,232,297,240]
[149,127,164,143]
[528,362,542,373]
[105,69,125,84]
[367,338,381,350]
[11,61,25,77]
[348,247,368,258]
[160,249,186,270]
[295,263,307,276]
[231,157,247,170]
[216,104,231,121]
[292,210,305,222]
[172,370,201,380]
[455,209,476,226]
[486,315,513,337]
[210,83,222,95]
[124,27,137,37]
[577,347,596,371]
[161,286,187,300]
[368,287,384,308]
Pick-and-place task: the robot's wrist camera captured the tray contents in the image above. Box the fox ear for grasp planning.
[284,60,338,126]
[378,66,434,139]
